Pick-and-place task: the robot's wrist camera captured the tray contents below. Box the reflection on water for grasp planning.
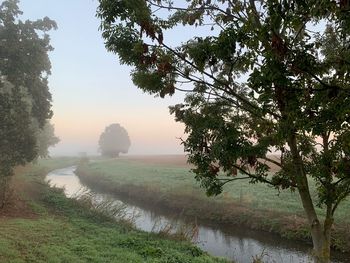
[45,167,348,263]
[46,166,87,197]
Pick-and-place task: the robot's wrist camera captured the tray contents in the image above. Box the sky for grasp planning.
[18,0,189,156]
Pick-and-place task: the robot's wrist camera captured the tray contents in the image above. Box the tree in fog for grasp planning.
[99,124,131,157]
[36,122,60,158]
[98,0,350,261]
[0,0,56,206]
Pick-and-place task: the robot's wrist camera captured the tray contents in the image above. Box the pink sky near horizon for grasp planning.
[52,106,186,155]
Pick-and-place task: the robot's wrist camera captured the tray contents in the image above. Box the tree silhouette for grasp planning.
[99,123,131,157]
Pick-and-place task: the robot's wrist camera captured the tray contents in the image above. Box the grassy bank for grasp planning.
[76,157,350,252]
[0,158,227,263]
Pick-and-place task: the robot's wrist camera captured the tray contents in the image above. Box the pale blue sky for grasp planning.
[19,0,190,156]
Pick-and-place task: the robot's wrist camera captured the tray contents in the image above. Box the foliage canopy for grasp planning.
[0,0,56,204]
[98,0,350,261]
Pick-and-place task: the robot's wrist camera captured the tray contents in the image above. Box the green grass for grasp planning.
[79,158,350,224]
[35,157,80,171]
[0,159,227,263]
[84,159,200,192]
[76,158,350,251]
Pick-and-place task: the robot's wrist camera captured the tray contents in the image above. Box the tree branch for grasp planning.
[332,188,350,215]
[217,176,250,182]
[145,0,245,22]
[160,42,281,119]
[261,156,282,168]
[175,68,271,120]
[231,163,278,187]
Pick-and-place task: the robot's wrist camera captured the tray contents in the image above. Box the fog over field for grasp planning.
[2,1,350,262]
[19,0,188,156]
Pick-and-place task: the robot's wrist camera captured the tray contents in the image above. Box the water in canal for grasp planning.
[45,166,349,263]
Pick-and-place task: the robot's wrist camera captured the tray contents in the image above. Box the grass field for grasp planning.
[0,158,227,263]
[76,156,350,252]
[79,156,350,222]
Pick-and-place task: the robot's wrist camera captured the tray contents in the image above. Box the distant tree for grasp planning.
[0,0,56,206]
[98,1,350,262]
[99,124,131,157]
[36,122,60,158]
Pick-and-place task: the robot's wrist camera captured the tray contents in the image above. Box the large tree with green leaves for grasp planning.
[98,0,350,261]
[0,0,56,205]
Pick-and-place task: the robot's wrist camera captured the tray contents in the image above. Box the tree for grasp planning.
[98,1,350,262]
[99,123,131,157]
[0,0,56,206]
[36,122,60,158]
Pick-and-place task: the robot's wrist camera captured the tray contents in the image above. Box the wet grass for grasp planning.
[76,158,350,252]
[0,159,227,263]
[79,158,350,223]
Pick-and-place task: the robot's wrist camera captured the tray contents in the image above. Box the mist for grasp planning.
[2,1,350,263]
[18,0,187,157]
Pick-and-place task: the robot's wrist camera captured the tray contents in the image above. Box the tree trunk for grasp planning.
[297,186,332,263]
[321,215,333,262]
[0,175,10,208]
[306,214,333,263]
[288,135,332,263]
